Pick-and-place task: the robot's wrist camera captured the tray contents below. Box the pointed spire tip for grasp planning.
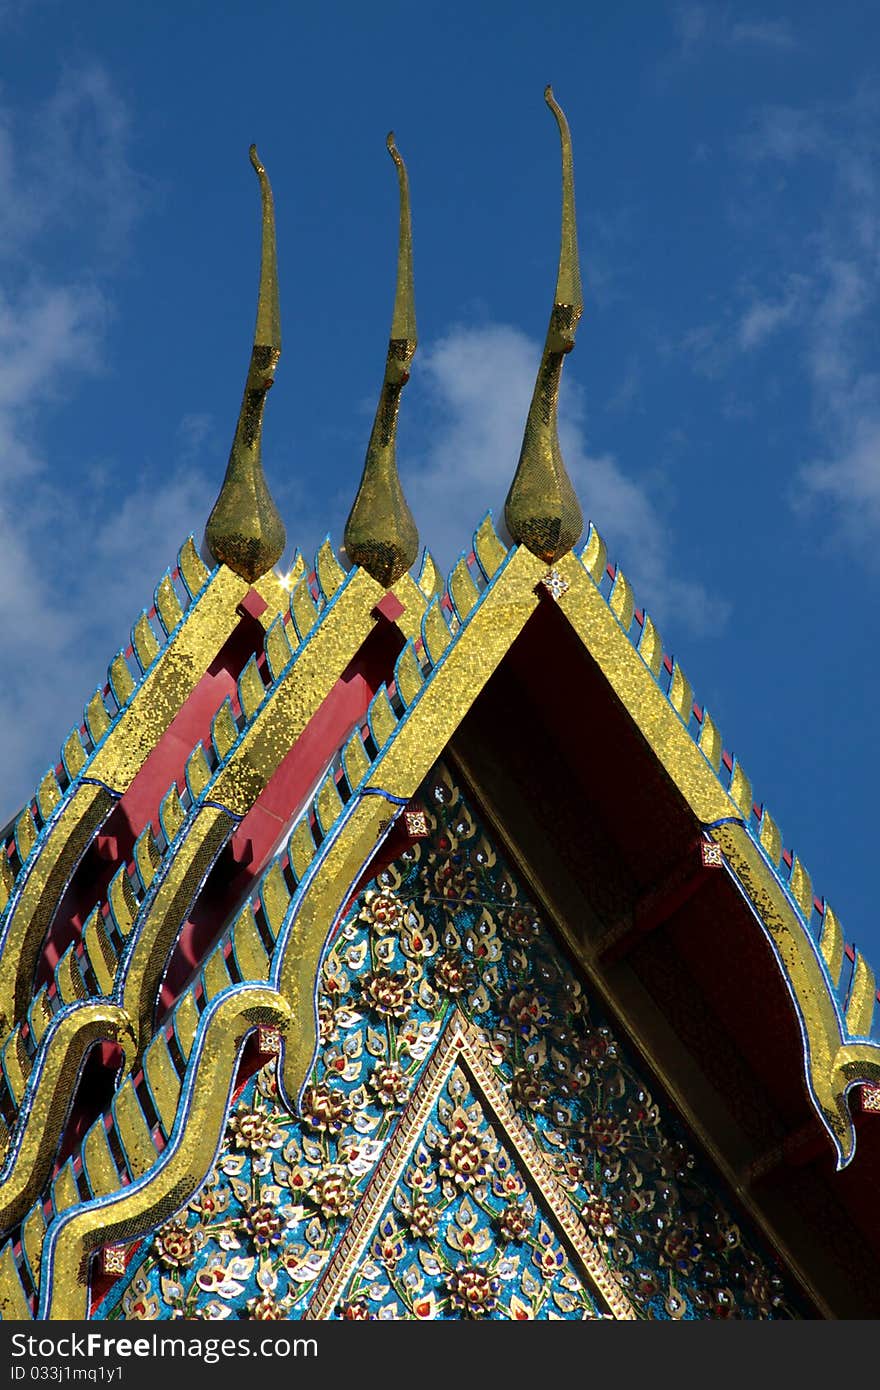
[503,84,583,564]
[386,132,404,176]
[204,138,285,582]
[343,127,418,587]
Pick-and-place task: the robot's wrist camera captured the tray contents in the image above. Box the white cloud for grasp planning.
[0,63,157,819]
[737,286,802,349]
[406,322,728,638]
[681,273,807,377]
[0,63,146,259]
[729,19,797,49]
[738,92,880,542]
[0,282,107,462]
[0,277,112,808]
[0,453,216,820]
[672,3,710,57]
[606,360,642,413]
[678,91,880,549]
[177,413,217,462]
[672,5,798,59]
[87,468,215,633]
[799,418,880,539]
[737,104,827,164]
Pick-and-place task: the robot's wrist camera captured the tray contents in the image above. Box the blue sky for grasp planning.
[0,1,878,967]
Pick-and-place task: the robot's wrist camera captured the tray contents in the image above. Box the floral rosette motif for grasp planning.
[105,765,803,1321]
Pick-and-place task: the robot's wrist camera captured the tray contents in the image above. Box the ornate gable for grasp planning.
[97,766,805,1321]
[0,88,878,1322]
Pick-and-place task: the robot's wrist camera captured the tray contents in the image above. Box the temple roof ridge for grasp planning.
[1,512,879,1316]
[2,512,877,1062]
[2,88,880,1315]
[573,518,877,1032]
[0,537,213,910]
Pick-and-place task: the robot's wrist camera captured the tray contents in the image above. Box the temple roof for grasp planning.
[0,90,878,1320]
[0,511,878,1316]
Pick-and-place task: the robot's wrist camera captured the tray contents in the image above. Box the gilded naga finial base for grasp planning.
[205,146,286,583]
[344,134,419,589]
[504,87,584,566]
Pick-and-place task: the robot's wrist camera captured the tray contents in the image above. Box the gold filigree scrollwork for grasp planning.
[39,987,291,1320]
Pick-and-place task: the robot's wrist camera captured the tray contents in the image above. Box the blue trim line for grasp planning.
[37,982,269,1318]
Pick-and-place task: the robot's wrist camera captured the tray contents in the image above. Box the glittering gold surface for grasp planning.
[474,512,510,579]
[380,546,545,793]
[279,795,391,1100]
[13,483,880,1318]
[89,565,248,790]
[279,546,545,1100]
[3,1031,30,1107]
[0,785,113,1042]
[298,537,880,1172]
[41,986,291,1320]
[204,147,286,581]
[343,134,419,587]
[638,612,663,678]
[5,557,389,1107]
[255,551,306,628]
[52,1164,80,1217]
[711,823,880,1167]
[504,88,583,564]
[1,558,394,1227]
[845,952,876,1037]
[55,948,85,1006]
[416,548,444,600]
[21,1206,44,1293]
[0,1005,134,1230]
[609,568,634,632]
[210,566,383,815]
[83,1121,117,1198]
[555,553,735,822]
[0,859,14,919]
[819,903,845,986]
[390,570,429,642]
[113,1079,156,1179]
[142,1033,181,1137]
[0,1243,29,1319]
[120,806,232,1059]
[759,808,782,865]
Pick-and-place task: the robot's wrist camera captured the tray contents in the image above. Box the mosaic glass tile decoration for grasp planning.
[103,762,806,1320]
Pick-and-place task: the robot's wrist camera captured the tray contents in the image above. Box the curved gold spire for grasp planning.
[204,145,286,583]
[504,86,584,565]
[343,132,419,588]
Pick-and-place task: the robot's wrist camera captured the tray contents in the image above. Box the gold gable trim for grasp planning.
[1,515,877,1316]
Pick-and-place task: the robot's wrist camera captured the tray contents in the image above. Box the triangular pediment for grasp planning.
[93,761,802,1322]
[306,1011,632,1319]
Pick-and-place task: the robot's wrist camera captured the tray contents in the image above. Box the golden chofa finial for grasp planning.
[204,144,286,583]
[504,86,584,565]
[343,132,419,588]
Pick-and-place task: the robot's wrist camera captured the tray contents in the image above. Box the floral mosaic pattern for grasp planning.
[106,762,805,1320]
[328,1063,604,1320]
